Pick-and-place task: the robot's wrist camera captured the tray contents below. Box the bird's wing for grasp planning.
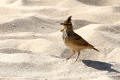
[68,32,93,47]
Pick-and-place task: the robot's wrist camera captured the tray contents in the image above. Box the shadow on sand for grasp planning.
[82,60,120,73]
[77,0,105,6]
[0,48,34,54]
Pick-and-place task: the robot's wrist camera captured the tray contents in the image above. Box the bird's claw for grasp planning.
[66,57,70,60]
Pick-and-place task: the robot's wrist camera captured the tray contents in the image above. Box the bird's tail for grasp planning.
[93,47,99,52]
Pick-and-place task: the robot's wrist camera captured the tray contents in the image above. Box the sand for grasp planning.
[0,0,120,80]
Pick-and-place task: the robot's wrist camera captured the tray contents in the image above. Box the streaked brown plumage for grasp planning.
[60,16,99,62]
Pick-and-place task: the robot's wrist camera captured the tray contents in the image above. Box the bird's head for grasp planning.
[60,16,73,32]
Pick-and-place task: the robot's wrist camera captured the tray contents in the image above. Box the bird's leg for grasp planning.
[75,51,80,62]
[66,50,75,60]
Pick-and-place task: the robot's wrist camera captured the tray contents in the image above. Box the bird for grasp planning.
[60,16,99,62]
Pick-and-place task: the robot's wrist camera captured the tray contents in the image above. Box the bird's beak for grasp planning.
[60,23,64,25]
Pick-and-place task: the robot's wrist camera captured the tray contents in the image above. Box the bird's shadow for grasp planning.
[82,60,120,73]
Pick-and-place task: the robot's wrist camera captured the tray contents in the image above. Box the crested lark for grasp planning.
[60,16,99,62]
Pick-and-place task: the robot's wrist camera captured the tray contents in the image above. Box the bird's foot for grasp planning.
[66,57,70,60]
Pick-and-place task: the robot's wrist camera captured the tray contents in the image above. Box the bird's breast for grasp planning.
[62,30,68,41]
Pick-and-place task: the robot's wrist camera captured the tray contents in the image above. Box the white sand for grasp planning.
[0,0,120,80]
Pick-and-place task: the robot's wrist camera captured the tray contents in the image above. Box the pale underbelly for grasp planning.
[65,42,86,51]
